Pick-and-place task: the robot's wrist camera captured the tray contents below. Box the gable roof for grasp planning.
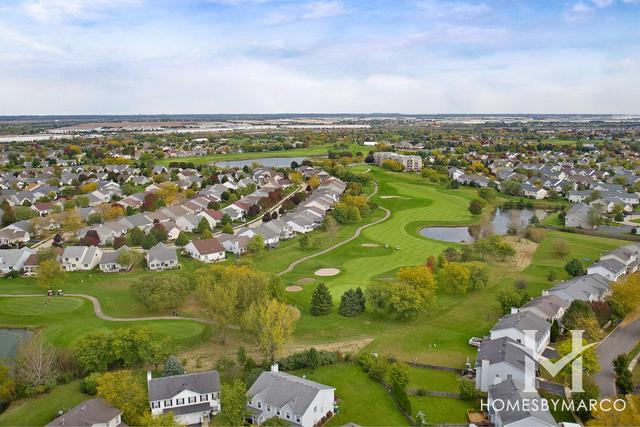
[189,237,224,255]
[548,273,610,301]
[148,371,220,401]
[476,337,533,371]
[488,379,556,426]
[46,398,122,427]
[248,371,334,416]
[491,311,550,338]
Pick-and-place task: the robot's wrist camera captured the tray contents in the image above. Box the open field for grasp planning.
[0,296,210,349]
[157,143,363,166]
[0,381,88,426]
[296,363,408,426]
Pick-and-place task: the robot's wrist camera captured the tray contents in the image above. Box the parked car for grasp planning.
[468,336,484,347]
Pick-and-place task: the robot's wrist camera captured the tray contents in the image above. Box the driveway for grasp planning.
[594,313,640,397]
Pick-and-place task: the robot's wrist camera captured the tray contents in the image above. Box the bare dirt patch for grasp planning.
[379,195,409,199]
[297,278,315,284]
[285,285,303,292]
[361,243,379,248]
[314,268,341,277]
[284,337,375,355]
[504,236,539,271]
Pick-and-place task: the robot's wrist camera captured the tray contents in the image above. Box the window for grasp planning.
[176,398,185,405]
[296,416,301,423]
[200,394,209,402]
[188,396,197,404]
[314,406,317,413]
[151,401,161,409]
[267,405,271,412]
[286,412,290,420]
[164,400,172,407]
[276,410,281,416]
[257,401,262,409]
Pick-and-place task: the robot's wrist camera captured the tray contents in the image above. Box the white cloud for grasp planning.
[592,0,613,6]
[416,0,490,17]
[22,0,140,22]
[302,1,345,19]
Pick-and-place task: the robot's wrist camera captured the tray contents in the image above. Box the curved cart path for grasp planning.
[0,293,214,324]
[277,181,391,276]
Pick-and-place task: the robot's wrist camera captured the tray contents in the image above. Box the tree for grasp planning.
[130,276,191,312]
[242,298,297,362]
[307,347,321,370]
[222,223,234,234]
[74,331,113,373]
[572,376,600,421]
[116,248,144,270]
[589,395,640,426]
[175,232,190,247]
[61,207,83,233]
[37,258,64,290]
[497,287,525,314]
[247,234,265,255]
[438,262,472,293]
[565,258,585,277]
[150,223,168,242]
[141,232,158,250]
[323,215,339,239]
[550,319,560,342]
[15,332,58,391]
[0,365,15,404]
[467,262,490,290]
[137,412,181,426]
[299,234,309,249]
[97,370,148,425]
[218,380,248,426]
[557,337,599,376]
[609,272,640,319]
[613,354,633,395]
[128,227,145,246]
[196,217,212,234]
[310,283,333,316]
[163,355,185,377]
[156,182,179,206]
[478,187,497,201]
[339,288,365,317]
[468,199,484,215]
[553,239,570,258]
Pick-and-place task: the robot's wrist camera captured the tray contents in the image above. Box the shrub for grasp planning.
[80,372,100,395]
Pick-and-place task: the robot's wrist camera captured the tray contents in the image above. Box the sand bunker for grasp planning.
[285,286,303,292]
[314,268,341,277]
[361,243,379,248]
[297,278,315,284]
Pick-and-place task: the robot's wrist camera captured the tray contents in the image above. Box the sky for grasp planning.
[0,0,639,115]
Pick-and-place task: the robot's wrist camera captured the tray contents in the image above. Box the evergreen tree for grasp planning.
[175,232,190,247]
[339,288,365,317]
[163,355,185,376]
[355,287,366,312]
[550,319,560,342]
[306,347,320,370]
[310,283,333,316]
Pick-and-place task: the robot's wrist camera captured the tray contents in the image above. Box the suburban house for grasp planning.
[516,295,568,324]
[247,365,335,427]
[146,243,179,271]
[0,247,35,275]
[147,370,221,426]
[487,380,557,427]
[197,209,224,229]
[98,246,135,273]
[216,233,250,256]
[600,247,638,273]
[46,398,124,427]
[587,258,626,282]
[545,273,611,302]
[61,246,103,271]
[521,182,547,200]
[184,238,226,263]
[475,337,535,392]
[0,227,30,246]
[564,203,594,229]
[490,311,551,357]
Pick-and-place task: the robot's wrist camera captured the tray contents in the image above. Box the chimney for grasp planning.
[146,370,152,382]
[271,363,279,373]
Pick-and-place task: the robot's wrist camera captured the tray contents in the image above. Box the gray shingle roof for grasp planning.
[46,398,123,427]
[248,371,334,416]
[491,311,550,337]
[148,371,220,401]
[548,273,610,302]
[488,379,557,426]
[476,337,534,370]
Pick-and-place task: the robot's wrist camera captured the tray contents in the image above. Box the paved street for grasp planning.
[594,313,640,397]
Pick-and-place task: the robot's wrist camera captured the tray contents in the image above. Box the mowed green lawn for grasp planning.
[279,167,629,366]
[407,367,461,393]
[296,363,408,426]
[409,395,473,424]
[0,297,211,349]
[0,381,89,426]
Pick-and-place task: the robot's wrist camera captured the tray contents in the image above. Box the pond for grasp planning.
[419,208,548,243]
[214,156,308,169]
[0,328,28,360]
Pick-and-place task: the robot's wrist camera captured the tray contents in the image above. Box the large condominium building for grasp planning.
[372,152,422,172]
